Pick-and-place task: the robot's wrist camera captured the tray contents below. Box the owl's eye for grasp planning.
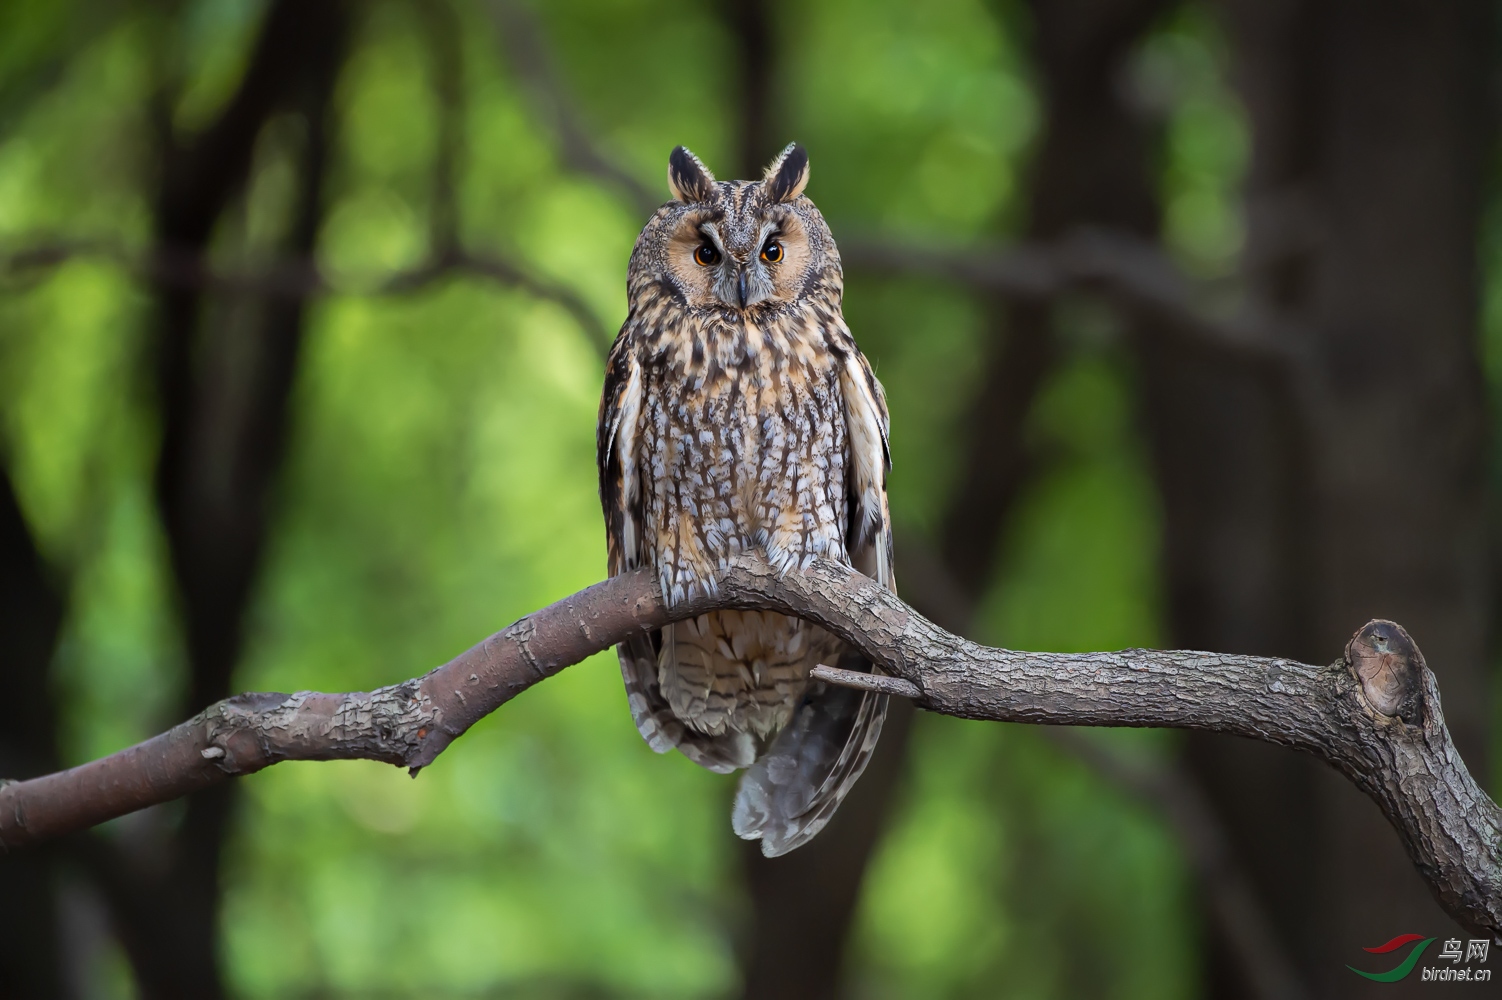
[693,244,719,267]
[761,240,784,264]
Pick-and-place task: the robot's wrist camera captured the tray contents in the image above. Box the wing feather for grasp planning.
[599,333,756,772]
[598,340,642,575]
[839,347,895,589]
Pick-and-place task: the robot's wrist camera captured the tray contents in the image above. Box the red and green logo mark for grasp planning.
[1348,934,1436,982]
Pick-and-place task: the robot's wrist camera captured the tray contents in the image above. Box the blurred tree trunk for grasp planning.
[735,2,1168,997]
[79,3,349,997]
[722,0,775,180]
[725,6,922,994]
[943,0,1170,591]
[0,467,65,996]
[1141,1,1494,995]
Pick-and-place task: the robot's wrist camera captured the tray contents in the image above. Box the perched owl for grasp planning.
[597,143,895,856]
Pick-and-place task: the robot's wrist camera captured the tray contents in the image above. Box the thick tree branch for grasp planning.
[0,555,1496,940]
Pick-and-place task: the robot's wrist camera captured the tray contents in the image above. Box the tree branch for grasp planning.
[5,224,1282,370]
[1045,728,1308,999]
[840,227,1301,374]
[0,240,611,352]
[481,0,1297,390]
[484,0,660,217]
[0,555,1496,939]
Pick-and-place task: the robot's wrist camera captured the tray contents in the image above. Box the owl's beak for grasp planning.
[736,269,749,309]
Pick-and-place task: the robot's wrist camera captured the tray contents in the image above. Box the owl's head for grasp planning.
[627,143,840,315]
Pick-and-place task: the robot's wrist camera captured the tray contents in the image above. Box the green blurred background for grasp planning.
[0,0,1494,997]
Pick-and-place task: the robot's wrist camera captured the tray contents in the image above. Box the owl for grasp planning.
[597,143,895,856]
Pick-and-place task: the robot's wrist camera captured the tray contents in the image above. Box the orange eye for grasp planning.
[761,240,783,263]
[694,244,719,266]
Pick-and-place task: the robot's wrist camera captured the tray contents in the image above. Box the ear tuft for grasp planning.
[668,146,716,203]
[762,143,810,202]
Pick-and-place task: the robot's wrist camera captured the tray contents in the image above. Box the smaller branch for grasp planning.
[379,247,612,353]
[1048,729,1307,1000]
[810,664,921,699]
[457,0,1293,378]
[0,240,611,352]
[841,227,1303,375]
[485,0,660,218]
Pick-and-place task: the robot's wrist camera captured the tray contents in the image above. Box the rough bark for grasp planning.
[0,555,1497,942]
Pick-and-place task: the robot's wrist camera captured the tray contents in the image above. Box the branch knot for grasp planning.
[1345,620,1425,725]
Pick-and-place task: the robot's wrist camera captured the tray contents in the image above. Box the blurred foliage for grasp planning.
[0,0,1317,997]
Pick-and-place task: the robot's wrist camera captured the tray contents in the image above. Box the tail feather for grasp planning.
[617,632,755,773]
[732,648,889,857]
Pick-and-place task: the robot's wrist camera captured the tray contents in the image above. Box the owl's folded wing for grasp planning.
[839,345,895,590]
[598,337,758,773]
[598,339,644,577]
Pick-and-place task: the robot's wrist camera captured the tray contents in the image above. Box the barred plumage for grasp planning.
[597,144,895,855]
